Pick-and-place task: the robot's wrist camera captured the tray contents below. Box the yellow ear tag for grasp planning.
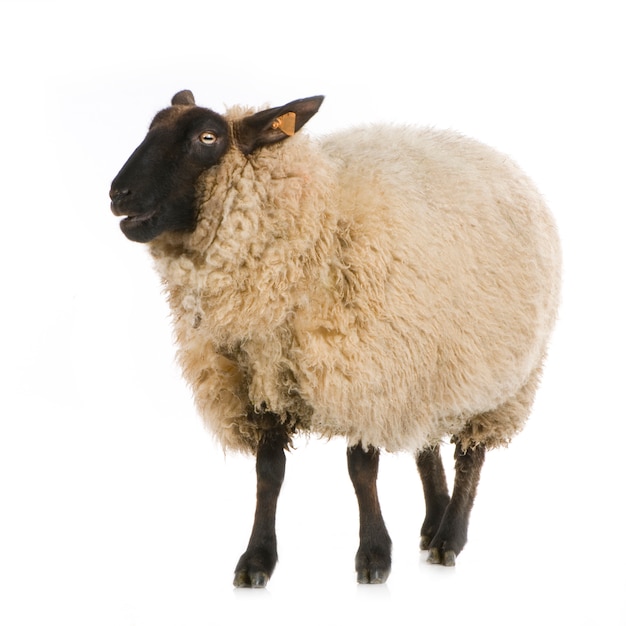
[271,111,296,136]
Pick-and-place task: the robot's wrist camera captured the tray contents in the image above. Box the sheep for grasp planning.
[109,89,561,588]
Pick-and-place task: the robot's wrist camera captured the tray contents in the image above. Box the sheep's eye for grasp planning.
[199,132,217,145]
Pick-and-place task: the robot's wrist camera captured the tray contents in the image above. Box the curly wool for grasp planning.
[149,115,561,454]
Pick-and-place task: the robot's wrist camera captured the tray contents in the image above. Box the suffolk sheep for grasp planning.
[109,90,561,587]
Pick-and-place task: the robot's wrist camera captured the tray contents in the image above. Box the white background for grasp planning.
[1,1,624,624]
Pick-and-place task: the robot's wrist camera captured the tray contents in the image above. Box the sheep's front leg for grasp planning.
[416,445,451,550]
[425,441,486,566]
[233,428,287,588]
[347,444,392,583]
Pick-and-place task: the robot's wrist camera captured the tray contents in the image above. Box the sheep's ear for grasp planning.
[234,95,324,155]
[171,90,196,106]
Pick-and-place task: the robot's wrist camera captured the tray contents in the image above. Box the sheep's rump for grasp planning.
[159,124,561,454]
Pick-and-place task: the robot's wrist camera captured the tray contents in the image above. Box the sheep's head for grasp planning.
[110,90,324,243]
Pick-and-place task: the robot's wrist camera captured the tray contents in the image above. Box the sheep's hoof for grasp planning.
[355,545,391,584]
[233,547,276,588]
[357,567,390,584]
[427,547,456,567]
[233,568,270,588]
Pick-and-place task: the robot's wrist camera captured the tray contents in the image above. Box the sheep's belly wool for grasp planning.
[150,124,561,454]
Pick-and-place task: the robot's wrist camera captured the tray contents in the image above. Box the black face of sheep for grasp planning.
[110,90,324,242]
[110,91,230,242]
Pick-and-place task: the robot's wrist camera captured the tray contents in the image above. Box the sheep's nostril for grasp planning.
[110,188,131,215]
[110,188,130,202]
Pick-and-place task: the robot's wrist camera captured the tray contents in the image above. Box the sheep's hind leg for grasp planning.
[416,445,451,550]
[347,444,392,583]
[233,427,288,588]
[425,441,486,566]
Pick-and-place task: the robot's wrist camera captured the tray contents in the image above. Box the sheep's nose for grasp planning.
[110,187,130,201]
[110,187,130,214]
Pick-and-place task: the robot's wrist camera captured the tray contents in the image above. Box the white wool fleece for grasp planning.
[149,117,561,454]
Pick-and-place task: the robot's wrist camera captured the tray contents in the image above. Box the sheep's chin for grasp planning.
[119,210,160,242]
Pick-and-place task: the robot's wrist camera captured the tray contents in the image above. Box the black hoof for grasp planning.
[356,566,390,584]
[233,547,276,588]
[355,544,391,584]
[423,520,465,567]
[427,547,456,566]
[233,568,270,588]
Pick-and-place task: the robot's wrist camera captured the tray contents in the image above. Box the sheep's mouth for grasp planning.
[118,208,160,242]
[120,209,157,226]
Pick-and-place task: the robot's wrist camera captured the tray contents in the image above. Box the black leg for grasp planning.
[347,444,392,584]
[233,428,287,588]
[416,445,451,550]
[426,441,486,566]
